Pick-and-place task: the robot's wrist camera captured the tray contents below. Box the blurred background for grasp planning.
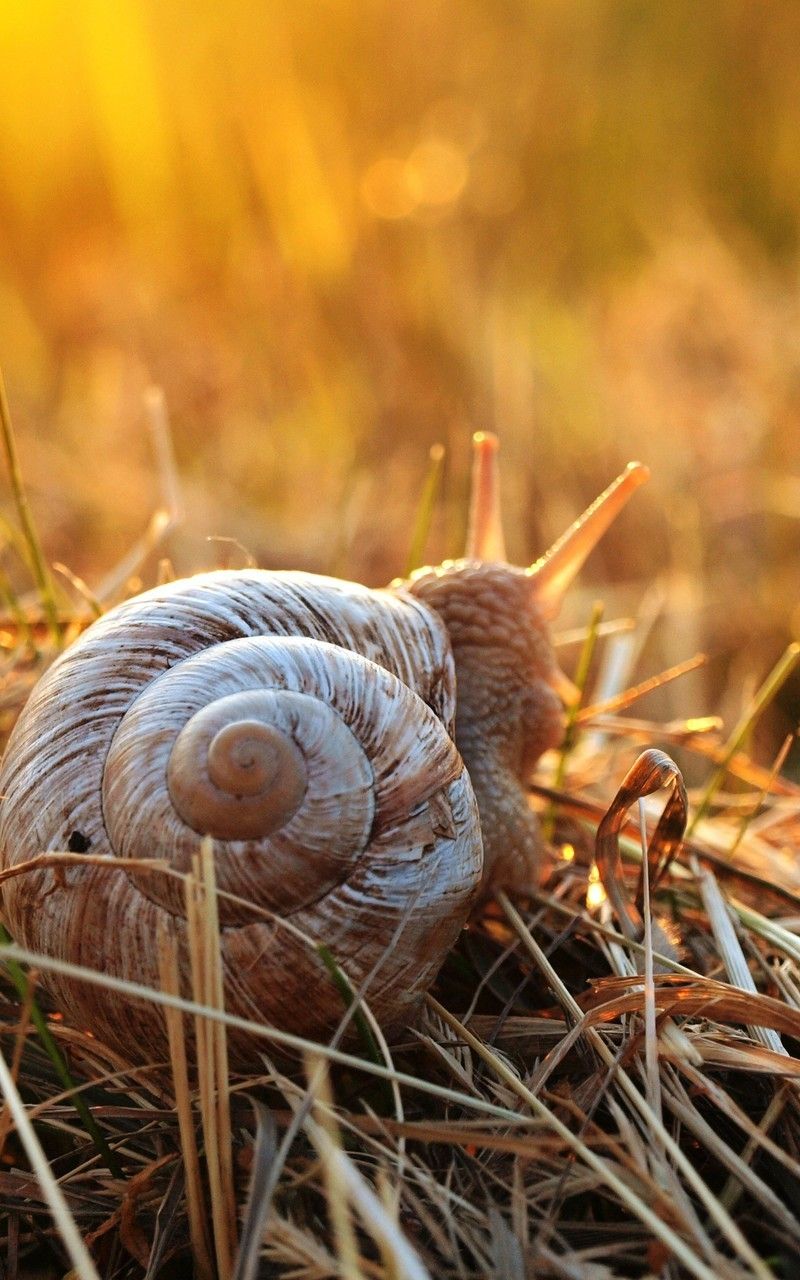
[1,0,800,762]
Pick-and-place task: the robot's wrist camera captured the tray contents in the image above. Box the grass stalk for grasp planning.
[305,1052,364,1280]
[186,842,236,1280]
[689,642,800,834]
[304,1052,431,1280]
[0,369,61,645]
[0,937,544,1124]
[0,564,37,655]
[543,599,604,839]
[638,799,664,1135]
[317,943,384,1070]
[157,921,215,1280]
[404,442,445,575]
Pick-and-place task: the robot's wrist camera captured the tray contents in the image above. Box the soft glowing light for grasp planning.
[586,862,607,911]
[683,717,720,735]
[405,138,469,207]
[561,843,575,862]
[361,157,417,219]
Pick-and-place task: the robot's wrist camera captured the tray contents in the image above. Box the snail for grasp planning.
[0,437,647,1061]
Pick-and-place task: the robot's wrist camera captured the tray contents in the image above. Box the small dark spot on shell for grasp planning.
[67,830,91,853]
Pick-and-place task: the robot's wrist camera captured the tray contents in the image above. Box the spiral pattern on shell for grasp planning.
[0,571,483,1061]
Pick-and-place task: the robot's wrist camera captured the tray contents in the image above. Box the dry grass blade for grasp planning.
[304,1052,364,1279]
[544,600,604,837]
[52,562,103,619]
[144,386,183,527]
[185,840,237,1279]
[728,732,795,855]
[156,922,214,1280]
[0,939,539,1122]
[580,973,800,1041]
[661,1069,800,1245]
[232,1099,279,1280]
[691,856,787,1055]
[637,798,663,1137]
[93,509,174,604]
[578,652,708,722]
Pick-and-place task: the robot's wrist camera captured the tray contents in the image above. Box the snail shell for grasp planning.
[0,571,482,1060]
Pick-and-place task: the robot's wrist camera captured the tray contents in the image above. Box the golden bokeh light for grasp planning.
[586,863,607,911]
[405,139,470,209]
[361,157,417,220]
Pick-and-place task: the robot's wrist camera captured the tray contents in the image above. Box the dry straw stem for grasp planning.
[554,615,636,646]
[52,561,104,619]
[660,1067,800,1245]
[0,921,125,1176]
[144,385,183,526]
[0,971,35,1161]
[237,905,412,1243]
[717,1085,794,1216]
[156,922,214,1280]
[0,940,546,1125]
[231,1100,278,1280]
[727,731,795,856]
[637,798,664,1136]
[304,1051,363,1280]
[691,854,787,1055]
[185,839,237,1279]
[577,651,708,722]
[543,599,603,839]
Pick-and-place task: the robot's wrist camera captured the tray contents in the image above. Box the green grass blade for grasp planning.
[689,642,800,836]
[543,600,604,840]
[316,943,384,1070]
[0,923,123,1177]
[404,443,445,576]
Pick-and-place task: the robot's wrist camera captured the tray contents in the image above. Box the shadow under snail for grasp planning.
[0,436,647,1062]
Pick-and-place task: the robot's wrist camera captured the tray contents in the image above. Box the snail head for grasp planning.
[404,433,649,891]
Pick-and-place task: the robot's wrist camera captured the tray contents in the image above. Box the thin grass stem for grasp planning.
[0,369,61,645]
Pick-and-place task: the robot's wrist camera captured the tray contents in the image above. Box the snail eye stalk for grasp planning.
[527,462,649,617]
[465,431,507,562]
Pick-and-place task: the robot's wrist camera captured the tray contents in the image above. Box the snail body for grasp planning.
[0,442,647,1061]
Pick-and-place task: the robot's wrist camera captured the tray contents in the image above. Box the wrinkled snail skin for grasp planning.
[0,570,481,1059]
[405,561,564,892]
